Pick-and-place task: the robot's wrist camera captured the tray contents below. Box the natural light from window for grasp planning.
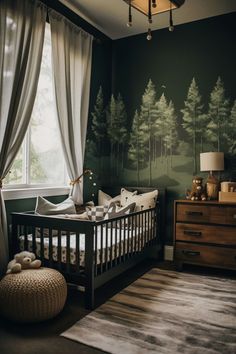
[5,24,68,188]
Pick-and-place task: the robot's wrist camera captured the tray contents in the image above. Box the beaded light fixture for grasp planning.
[123,0,185,40]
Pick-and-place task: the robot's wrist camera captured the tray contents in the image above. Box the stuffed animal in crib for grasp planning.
[188,176,207,201]
[6,251,41,274]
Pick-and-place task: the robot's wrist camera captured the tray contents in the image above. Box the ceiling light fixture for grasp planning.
[123,0,185,40]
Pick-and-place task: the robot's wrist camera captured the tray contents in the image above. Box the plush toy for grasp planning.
[6,251,41,274]
[188,176,207,201]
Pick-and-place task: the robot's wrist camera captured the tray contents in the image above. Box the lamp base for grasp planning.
[206,174,219,200]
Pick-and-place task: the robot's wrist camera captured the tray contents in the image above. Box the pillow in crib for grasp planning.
[120,188,137,207]
[104,202,136,220]
[104,202,136,228]
[125,190,158,211]
[98,190,121,206]
[86,205,109,221]
[35,196,76,215]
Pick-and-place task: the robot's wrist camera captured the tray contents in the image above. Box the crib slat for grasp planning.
[139,213,142,252]
[32,227,36,254]
[94,225,98,276]
[48,228,53,267]
[134,214,137,254]
[23,225,28,250]
[110,222,113,269]
[66,231,70,273]
[144,211,147,247]
[142,212,145,249]
[123,219,127,262]
[57,230,62,271]
[75,232,80,274]
[100,225,103,273]
[148,211,152,245]
[105,223,108,271]
[119,225,122,264]
[127,217,130,258]
[114,220,118,266]
[40,227,44,265]
[153,209,157,244]
[131,214,134,256]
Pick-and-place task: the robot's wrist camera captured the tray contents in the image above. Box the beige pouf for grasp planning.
[0,267,67,323]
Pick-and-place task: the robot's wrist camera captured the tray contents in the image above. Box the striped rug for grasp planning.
[61,268,236,354]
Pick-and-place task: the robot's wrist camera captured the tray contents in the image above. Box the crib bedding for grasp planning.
[19,225,153,267]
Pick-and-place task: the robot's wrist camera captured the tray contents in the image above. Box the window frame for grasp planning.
[2,186,70,201]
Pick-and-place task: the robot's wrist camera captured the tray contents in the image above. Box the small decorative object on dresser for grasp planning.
[219,181,236,202]
[200,152,224,200]
[174,200,236,271]
[186,176,206,201]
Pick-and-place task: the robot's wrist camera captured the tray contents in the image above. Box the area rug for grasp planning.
[61,268,236,354]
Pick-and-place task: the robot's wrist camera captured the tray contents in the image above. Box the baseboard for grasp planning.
[164,245,174,261]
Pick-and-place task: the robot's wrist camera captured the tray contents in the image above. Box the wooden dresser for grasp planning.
[174,200,236,271]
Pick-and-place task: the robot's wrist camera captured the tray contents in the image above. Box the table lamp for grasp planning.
[200,152,224,200]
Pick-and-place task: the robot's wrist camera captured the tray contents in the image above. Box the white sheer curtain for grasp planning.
[0,0,46,275]
[49,10,93,205]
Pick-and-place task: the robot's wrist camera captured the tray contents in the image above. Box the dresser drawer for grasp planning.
[175,242,236,270]
[176,203,229,224]
[176,204,210,223]
[226,206,236,225]
[176,223,236,245]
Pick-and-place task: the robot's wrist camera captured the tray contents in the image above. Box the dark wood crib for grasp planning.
[11,187,165,309]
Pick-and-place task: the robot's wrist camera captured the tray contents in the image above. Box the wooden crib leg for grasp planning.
[85,229,95,309]
[85,282,94,310]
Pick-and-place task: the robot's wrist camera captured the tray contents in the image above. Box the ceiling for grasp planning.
[59,0,236,39]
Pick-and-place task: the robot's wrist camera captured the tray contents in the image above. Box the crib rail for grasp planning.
[93,206,158,277]
[11,204,159,308]
[11,213,94,279]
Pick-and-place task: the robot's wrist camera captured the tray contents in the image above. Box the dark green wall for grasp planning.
[112,13,236,118]
[113,12,236,244]
[85,12,236,245]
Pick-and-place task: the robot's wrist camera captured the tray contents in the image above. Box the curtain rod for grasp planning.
[41,0,110,43]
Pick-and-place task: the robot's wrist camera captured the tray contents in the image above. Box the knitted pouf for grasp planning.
[0,267,67,323]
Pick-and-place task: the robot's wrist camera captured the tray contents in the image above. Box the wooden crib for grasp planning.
[11,187,165,309]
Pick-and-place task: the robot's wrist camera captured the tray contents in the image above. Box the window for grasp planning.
[4,24,68,189]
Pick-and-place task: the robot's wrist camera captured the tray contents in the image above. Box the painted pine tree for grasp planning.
[139,79,158,186]
[163,100,178,169]
[91,86,107,173]
[107,94,116,175]
[228,100,236,154]
[115,93,128,171]
[155,93,169,162]
[128,110,148,185]
[107,94,128,176]
[197,113,208,153]
[206,77,230,151]
[181,78,203,174]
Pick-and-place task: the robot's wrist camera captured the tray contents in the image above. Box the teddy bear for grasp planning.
[187,176,207,201]
[6,251,41,274]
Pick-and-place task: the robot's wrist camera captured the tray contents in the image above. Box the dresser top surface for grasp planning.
[175,199,236,206]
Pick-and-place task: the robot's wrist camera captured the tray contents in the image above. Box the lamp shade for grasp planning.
[200,152,224,172]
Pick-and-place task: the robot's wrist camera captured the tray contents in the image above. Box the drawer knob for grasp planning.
[182,250,200,256]
[184,230,202,237]
[185,211,203,216]
[233,214,236,219]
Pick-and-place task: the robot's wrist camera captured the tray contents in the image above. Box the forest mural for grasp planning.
[85,76,236,190]
[84,12,236,244]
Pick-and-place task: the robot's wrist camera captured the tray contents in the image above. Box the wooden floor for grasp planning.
[0,260,234,354]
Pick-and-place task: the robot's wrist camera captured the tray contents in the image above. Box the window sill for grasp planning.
[2,186,70,200]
